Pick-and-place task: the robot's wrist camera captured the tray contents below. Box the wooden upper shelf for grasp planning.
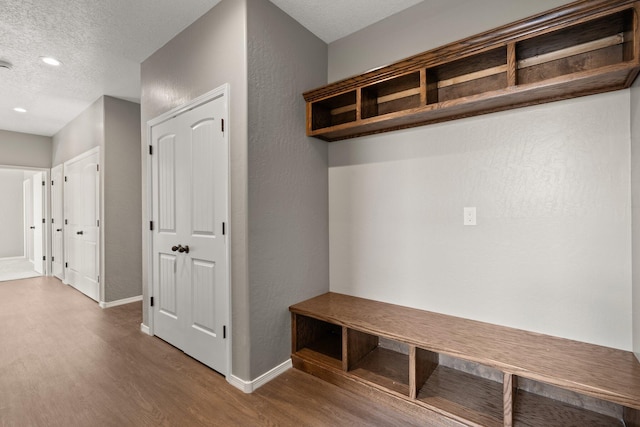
[303,0,640,142]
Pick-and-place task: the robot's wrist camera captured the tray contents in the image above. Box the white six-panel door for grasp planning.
[32,172,44,274]
[151,92,229,374]
[64,149,100,301]
[51,164,64,280]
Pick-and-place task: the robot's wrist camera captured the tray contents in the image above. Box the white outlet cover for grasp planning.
[464,207,477,226]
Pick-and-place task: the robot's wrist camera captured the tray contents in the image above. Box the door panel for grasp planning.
[152,93,228,374]
[32,173,44,274]
[23,180,33,262]
[64,149,100,301]
[51,165,64,279]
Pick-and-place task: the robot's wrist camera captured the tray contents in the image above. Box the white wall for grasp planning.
[328,0,632,350]
[0,169,26,258]
[0,130,51,169]
[631,78,640,360]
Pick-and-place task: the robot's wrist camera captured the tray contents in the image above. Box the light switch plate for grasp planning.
[464,207,476,226]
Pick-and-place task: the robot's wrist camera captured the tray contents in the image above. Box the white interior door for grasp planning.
[51,165,64,279]
[23,179,33,263]
[32,172,44,274]
[151,92,229,374]
[64,149,100,301]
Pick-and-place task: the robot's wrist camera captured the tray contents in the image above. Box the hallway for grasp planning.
[0,277,430,426]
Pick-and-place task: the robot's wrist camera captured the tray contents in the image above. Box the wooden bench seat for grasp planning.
[290,292,640,427]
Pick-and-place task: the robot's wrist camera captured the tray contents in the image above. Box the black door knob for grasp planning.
[76,231,84,235]
[56,229,62,232]
[30,226,35,229]
[171,245,179,252]
[178,245,189,254]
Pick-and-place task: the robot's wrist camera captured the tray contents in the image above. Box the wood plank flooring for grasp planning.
[0,277,428,426]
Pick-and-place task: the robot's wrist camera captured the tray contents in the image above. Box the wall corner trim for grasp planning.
[227,359,292,394]
[140,323,152,336]
[98,295,143,309]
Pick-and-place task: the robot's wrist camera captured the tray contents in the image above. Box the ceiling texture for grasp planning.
[0,0,423,137]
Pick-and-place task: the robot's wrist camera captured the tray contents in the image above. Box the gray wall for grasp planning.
[0,169,26,258]
[52,98,104,166]
[328,1,632,350]
[632,78,640,360]
[328,0,572,82]
[246,0,328,379]
[103,96,142,301]
[0,130,51,168]
[53,96,142,303]
[140,0,251,380]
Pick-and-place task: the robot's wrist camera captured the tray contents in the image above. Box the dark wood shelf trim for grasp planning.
[303,0,635,103]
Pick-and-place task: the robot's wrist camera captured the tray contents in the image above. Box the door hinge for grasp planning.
[150,221,154,231]
[149,145,153,155]
[42,256,45,261]
[221,119,224,132]
[150,296,154,307]
[97,164,100,172]
[65,219,68,225]
[42,181,45,186]
[97,275,100,283]
[52,256,54,262]
[51,180,54,186]
[97,219,100,227]
[223,325,226,339]
[42,218,45,224]
[65,262,68,268]
[65,176,67,182]
[51,218,54,223]
[222,222,226,235]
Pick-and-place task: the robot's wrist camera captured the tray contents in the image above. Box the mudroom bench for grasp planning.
[290,292,640,427]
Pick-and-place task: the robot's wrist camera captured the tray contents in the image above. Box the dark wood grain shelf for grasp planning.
[304,0,640,142]
[290,292,640,427]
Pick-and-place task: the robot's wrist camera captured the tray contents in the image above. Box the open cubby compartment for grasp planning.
[426,46,508,105]
[415,352,505,427]
[510,377,627,427]
[292,314,343,370]
[310,90,357,131]
[360,71,422,119]
[516,8,636,86]
[345,332,410,397]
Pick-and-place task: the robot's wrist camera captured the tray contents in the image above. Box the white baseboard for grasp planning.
[99,295,143,309]
[0,256,27,261]
[227,359,292,393]
[140,323,152,336]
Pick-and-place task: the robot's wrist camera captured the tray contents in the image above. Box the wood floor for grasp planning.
[0,277,428,426]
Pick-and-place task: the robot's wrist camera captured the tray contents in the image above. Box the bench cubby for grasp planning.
[290,292,640,426]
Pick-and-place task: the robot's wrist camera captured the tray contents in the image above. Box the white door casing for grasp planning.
[51,165,64,279]
[32,172,44,274]
[64,148,100,301]
[150,88,229,375]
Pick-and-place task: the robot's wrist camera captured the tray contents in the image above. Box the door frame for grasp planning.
[1,165,50,275]
[145,84,231,377]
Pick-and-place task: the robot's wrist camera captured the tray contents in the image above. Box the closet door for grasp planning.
[32,172,44,274]
[64,149,100,301]
[51,165,64,279]
[151,92,229,374]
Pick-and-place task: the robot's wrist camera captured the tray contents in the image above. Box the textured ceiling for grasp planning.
[0,0,424,137]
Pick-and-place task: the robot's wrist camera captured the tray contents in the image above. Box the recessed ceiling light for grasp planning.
[40,56,61,66]
[13,107,27,113]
